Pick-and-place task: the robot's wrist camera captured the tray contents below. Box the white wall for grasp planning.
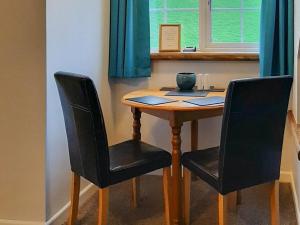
[46,0,113,222]
[294,0,300,123]
[0,0,46,224]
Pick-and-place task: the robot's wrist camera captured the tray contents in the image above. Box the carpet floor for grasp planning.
[70,175,297,225]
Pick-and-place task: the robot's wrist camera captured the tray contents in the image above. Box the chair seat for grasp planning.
[182,147,219,190]
[109,140,172,186]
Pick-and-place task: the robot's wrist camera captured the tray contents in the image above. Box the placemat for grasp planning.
[160,87,225,92]
[126,96,177,105]
[184,96,225,106]
[165,91,209,97]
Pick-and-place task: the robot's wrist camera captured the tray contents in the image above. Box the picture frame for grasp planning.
[159,24,181,52]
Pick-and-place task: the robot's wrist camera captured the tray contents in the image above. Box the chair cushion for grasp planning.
[182,147,219,191]
[109,140,172,186]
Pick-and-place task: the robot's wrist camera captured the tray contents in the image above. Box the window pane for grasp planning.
[212,0,240,8]
[167,11,199,47]
[244,0,261,8]
[150,11,164,50]
[212,12,241,43]
[149,0,199,50]
[150,0,164,9]
[167,0,198,8]
[243,12,260,43]
[211,0,261,44]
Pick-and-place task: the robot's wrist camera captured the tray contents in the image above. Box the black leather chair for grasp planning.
[54,72,172,225]
[182,76,293,225]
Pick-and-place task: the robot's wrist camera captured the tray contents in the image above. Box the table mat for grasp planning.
[126,96,177,105]
[165,91,209,97]
[160,87,225,92]
[184,96,225,106]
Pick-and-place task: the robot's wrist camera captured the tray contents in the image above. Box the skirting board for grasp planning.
[280,171,300,225]
[45,183,97,225]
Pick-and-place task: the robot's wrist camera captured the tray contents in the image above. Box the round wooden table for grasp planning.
[122,89,225,225]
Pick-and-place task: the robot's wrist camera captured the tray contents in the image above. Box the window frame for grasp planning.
[150,0,261,53]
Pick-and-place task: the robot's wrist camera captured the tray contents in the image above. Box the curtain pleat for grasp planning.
[260,0,294,77]
[109,0,151,78]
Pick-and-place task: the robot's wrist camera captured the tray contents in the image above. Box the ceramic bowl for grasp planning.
[176,72,196,91]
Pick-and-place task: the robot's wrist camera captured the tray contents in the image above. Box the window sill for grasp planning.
[150,52,259,62]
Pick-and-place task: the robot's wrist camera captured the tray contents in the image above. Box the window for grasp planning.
[150,0,261,52]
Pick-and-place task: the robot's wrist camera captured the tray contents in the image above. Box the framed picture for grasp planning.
[159,24,181,52]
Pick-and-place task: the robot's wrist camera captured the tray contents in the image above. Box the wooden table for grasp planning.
[122,90,225,225]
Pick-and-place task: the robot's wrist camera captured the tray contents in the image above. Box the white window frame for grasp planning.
[150,0,260,53]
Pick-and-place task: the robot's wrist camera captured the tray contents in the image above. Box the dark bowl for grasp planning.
[176,72,196,91]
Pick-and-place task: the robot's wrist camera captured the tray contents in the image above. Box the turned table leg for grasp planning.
[132,107,141,140]
[131,107,141,208]
[191,120,198,152]
[191,120,198,181]
[171,121,183,225]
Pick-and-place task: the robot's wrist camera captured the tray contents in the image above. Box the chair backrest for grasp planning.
[55,72,110,188]
[219,76,293,194]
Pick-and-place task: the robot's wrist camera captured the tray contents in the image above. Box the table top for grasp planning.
[122,89,226,112]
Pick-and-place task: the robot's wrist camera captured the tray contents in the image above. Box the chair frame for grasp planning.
[68,168,171,225]
[183,168,280,225]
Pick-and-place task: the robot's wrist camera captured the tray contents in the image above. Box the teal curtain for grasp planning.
[260,0,294,77]
[109,0,151,78]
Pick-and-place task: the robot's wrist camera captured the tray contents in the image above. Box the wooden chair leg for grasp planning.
[183,167,191,225]
[218,194,228,225]
[237,190,242,205]
[98,187,109,225]
[270,180,280,225]
[227,192,237,212]
[163,167,172,225]
[131,177,140,208]
[68,172,80,225]
[220,191,240,225]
